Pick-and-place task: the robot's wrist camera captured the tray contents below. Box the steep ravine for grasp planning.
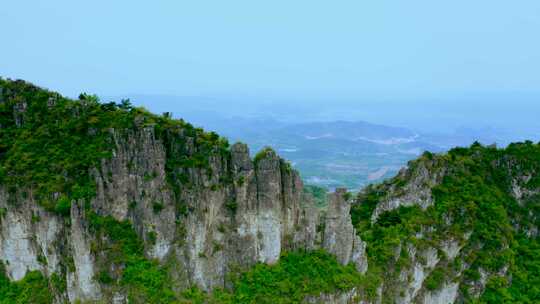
[1,79,539,303]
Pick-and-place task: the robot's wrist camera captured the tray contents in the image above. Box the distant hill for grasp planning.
[2,79,539,304]
[114,94,540,190]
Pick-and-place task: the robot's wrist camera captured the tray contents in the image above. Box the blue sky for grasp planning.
[1,0,539,100]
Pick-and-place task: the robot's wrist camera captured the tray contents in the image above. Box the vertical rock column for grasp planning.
[254,149,283,264]
[323,188,368,274]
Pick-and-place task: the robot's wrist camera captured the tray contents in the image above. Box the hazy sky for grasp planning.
[1,0,539,100]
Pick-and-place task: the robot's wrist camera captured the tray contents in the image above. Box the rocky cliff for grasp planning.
[0,79,366,303]
[350,144,540,304]
[0,79,539,304]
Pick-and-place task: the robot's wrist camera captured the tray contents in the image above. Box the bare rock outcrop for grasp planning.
[0,127,369,303]
[323,189,368,274]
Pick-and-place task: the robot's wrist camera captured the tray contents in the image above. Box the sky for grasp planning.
[1,0,539,101]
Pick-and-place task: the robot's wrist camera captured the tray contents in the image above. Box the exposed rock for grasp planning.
[304,288,360,304]
[67,203,101,302]
[3,80,535,304]
[0,189,61,280]
[396,246,439,304]
[371,160,446,223]
[422,282,459,304]
[0,205,42,280]
[440,239,461,260]
[0,126,364,300]
[323,189,368,274]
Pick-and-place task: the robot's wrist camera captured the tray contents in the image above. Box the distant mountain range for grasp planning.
[116,94,540,190]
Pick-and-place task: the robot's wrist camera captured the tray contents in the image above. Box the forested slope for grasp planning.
[0,78,538,303]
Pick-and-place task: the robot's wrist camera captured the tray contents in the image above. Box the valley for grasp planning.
[0,79,538,303]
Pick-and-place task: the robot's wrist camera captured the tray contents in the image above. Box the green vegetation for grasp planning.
[0,79,137,212]
[225,200,238,213]
[180,250,364,304]
[303,185,328,208]
[253,146,275,165]
[0,78,230,215]
[2,79,539,302]
[424,267,446,291]
[152,201,164,213]
[227,250,361,302]
[54,195,72,216]
[0,79,367,303]
[350,141,540,302]
[0,263,53,304]
[147,231,157,245]
[87,210,176,303]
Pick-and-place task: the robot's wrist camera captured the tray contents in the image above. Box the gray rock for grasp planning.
[0,126,367,302]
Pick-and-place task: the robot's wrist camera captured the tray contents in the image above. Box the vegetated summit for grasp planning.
[0,78,539,304]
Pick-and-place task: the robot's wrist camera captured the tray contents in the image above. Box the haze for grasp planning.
[1,0,539,135]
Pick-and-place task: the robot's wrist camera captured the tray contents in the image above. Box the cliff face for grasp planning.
[1,79,539,304]
[350,144,540,304]
[0,79,366,303]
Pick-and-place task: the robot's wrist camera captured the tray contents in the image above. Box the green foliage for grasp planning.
[0,79,134,210]
[179,287,208,304]
[254,147,275,165]
[147,231,157,245]
[350,141,540,301]
[87,211,176,303]
[478,276,513,303]
[424,268,446,291]
[230,250,362,303]
[477,235,540,303]
[54,195,71,216]
[280,159,293,174]
[97,270,114,284]
[350,184,386,232]
[0,208,6,221]
[181,250,364,304]
[152,201,164,213]
[31,213,41,223]
[50,272,66,294]
[225,200,238,213]
[303,185,328,208]
[121,257,175,303]
[236,176,245,186]
[362,205,428,270]
[0,78,232,213]
[0,263,53,304]
[342,191,353,201]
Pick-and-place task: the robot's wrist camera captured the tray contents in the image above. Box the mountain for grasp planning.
[0,79,365,303]
[350,143,540,303]
[119,94,540,191]
[0,79,539,303]
[170,117,443,190]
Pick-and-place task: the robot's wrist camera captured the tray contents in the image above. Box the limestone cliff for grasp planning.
[0,79,366,303]
[1,79,539,304]
[350,145,540,304]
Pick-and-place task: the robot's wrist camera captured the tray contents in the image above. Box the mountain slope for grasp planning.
[351,142,540,303]
[0,79,539,304]
[0,79,366,303]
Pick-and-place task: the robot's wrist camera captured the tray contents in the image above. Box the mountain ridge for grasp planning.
[0,78,366,303]
[0,78,539,303]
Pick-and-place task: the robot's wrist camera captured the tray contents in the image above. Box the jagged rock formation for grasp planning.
[0,79,367,303]
[1,79,539,303]
[323,189,368,274]
[350,145,540,304]
[0,133,365,302]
